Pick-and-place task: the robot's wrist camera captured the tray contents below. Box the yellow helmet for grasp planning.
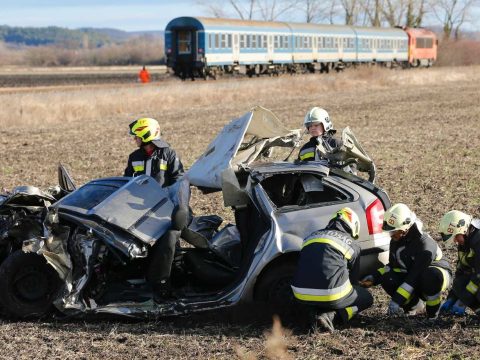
[333,207,360,239]
[439,210,472,243]
[129,117,160,143]
[382,203,416,232]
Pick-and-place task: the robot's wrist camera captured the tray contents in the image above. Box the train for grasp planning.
[165,17,438,79]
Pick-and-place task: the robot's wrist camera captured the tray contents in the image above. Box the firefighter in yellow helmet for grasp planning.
[125,117,184,187]
[360,203,452,320]
[438,210,480,317]
[291,207,373,332]
[125,117,185,302]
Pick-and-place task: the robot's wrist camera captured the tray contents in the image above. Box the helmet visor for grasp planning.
[382,221,396,231]
[440,232,454,242]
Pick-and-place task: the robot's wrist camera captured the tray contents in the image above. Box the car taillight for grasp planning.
[366,199,384,234]
[167,48,172,54]
[198,48,204,53]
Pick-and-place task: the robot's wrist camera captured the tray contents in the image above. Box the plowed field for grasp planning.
[0,66,479,359]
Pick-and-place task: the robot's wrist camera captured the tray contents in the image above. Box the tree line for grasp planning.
[197,0,480,40]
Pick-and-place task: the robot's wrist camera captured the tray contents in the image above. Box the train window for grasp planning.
[240,34,245,48]
[214,34,219,48]
[251,35,257,48]
[333,37,338,49]
[247,35,251,48]
[262,35,266,48]
[283,36,288,48]
[274,35,279,49]
[178,31,192,54]
[221,34,226,48]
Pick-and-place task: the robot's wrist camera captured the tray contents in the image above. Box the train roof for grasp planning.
[166,17,409,37]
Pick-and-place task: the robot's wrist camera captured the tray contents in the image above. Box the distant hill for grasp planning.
[0,25,163,47]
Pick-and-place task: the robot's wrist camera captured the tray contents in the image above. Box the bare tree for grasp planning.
[358,0,384,26]
[430,0,478,39]
[406,0,426,27]
[296,0,338,23]
[196,0,257,20]
[339,0,360,24]
[256,0,301,21]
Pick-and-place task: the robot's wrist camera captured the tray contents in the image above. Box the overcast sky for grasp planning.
[0,0,479,32]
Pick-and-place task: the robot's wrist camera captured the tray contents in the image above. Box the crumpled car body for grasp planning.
[0,106,391,319]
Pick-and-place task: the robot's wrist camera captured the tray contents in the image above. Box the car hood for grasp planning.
[187,106,302,190]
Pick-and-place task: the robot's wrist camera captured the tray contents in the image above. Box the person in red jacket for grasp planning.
[138,65,151,83]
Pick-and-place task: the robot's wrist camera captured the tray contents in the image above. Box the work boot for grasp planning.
[315,311,336,333]
[152,279,176,304]
[405,299,425,316]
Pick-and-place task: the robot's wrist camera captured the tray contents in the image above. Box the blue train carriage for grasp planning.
[286,23,357,73]
[352,26,409,67]
[165,16,292,79]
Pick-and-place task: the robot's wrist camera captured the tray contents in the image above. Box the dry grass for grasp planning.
[1,65,480,359]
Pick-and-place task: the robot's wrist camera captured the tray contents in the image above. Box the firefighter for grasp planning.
[298,107,341,162]
[438,210,480,316]
[125,117,184,187]
[125,117,186,302]
[291,207,373,332]
[360,203,452,320]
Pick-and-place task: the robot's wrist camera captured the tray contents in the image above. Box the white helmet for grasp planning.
[382,203,416,232]
[303,107,333,132]
[439,210,472,243]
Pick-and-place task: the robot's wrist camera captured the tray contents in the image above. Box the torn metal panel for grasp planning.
[187,106,301,190]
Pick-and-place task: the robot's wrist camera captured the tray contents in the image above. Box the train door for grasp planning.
[176,29,195,65]
[267,34,274,61]
[233,33,240,62]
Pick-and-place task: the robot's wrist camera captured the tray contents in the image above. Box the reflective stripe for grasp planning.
[159,159,168,171]
[377,266,388,275]
[435,245,443,261]
[425,293,441,307]
[132,161,144,172]
[466,281,479,295]
[346,306,358,320]
[396,282,414,300]
[393,268,407,273]
[431,266,451,292]
[299,151,315,161]
[302,237,354,260]
[291,281,353,302]
[145,159,152,176]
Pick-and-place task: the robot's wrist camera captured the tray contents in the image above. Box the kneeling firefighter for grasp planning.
[291,207,373,332]
[438,210,480,316]
[361,203,452,320]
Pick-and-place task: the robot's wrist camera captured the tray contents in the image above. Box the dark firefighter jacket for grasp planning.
[298,133,341,161]
[291,219,360,303]
[454,219,480,299]
[124,139,184,187]
[373,222,451,306]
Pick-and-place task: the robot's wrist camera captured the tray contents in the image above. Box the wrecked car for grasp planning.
[0,106,390,319]
[0,166,75,264]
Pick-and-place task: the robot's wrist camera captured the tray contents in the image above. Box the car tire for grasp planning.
[0,250,61,318]
[254,262,297,305]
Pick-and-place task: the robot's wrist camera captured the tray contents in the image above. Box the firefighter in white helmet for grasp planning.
[291,207,373,332]
[360,203,452,320]
[438,210,480,316]
[298,107,341,162]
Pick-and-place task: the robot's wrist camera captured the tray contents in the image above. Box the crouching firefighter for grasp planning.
[291,207,373,332]
[125,117,187,302]
[360,203,452,320]
[438,210,480,317]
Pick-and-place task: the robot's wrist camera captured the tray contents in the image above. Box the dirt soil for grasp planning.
[0,69,479,359]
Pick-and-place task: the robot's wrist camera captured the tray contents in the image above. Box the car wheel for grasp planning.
[0,250,61,318]
[254,262,297,305]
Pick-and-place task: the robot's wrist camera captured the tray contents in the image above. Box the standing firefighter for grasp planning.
[125,117,186,302]
[125,117,184,187]
[439,210,480,316]
[291,207,373,332]
[361,203,452,320]
[298,107,341,162]
[138,65,151,83]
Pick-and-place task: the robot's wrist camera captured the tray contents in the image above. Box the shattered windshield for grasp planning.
[58,180,127,211]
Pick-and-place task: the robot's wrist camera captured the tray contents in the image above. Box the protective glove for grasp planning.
[440,298,456,314]
[359,275,375,288]
[387,300,403,316]
[451,299,466,316]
